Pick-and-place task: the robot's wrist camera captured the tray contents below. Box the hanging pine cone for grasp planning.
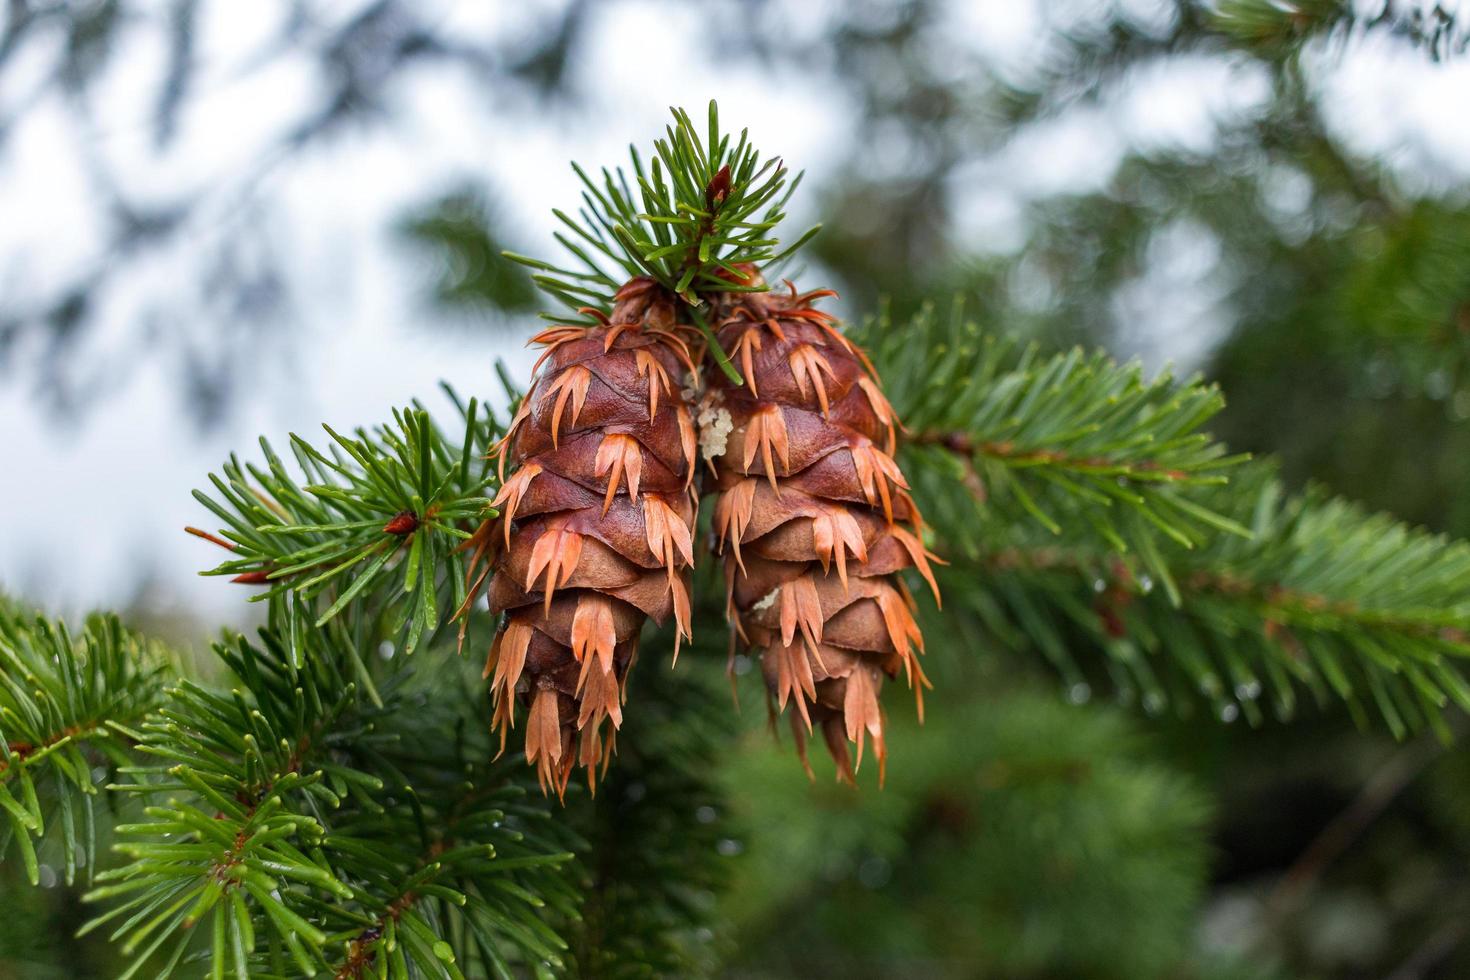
[701,270,940,783]
[473,277,699,797]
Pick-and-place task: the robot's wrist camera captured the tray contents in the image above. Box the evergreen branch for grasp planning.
[1210,0,1468,63]
[875,306,1470,734]
[316,638,584,980]
[509,102,817,328]
[861,305,1249,602]
[87,610,580,978]
[0,599,169,887]
[188,393,504,656]
[398,184,539,315]
[722,691,1214,977]
[319,768,579,980]
[86,625,380,978]
[939,461,1470,735]
[912,430,1220,488]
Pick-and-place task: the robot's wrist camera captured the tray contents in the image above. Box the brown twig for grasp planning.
[1267,738,1443,916]
[912,429,1189,481]
[947,541,1467,648]
[332,782,501,978]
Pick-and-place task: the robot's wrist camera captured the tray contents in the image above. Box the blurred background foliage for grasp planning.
[4,0,1470,977]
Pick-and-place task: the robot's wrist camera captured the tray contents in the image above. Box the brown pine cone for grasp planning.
[473,277,699,797]
[701,273,940,783]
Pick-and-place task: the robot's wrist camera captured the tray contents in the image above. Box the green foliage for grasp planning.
[945,461,1470,734]
[189,390,505,658]
[399,185,539,315]
[0,601,169,888]
[870,309,1470,735]
[88,611,581,979]
[1211,0,1468,62]
[511,102,814,313]
[509,101,817,381]
[31,378,738,978]
[10,301,1470,976]
[11,67,1470,977]
[724,689,1216,980]
[859,304,1250,603]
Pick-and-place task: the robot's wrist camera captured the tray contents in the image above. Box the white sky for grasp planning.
[1,0,1467,624]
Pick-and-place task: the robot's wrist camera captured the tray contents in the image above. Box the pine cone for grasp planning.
[478,278,699,796]
[702,273,940,783]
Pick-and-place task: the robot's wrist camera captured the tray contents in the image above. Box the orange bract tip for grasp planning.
[486,619,534,736]
[874,587,924,660]
[778,577,825,655]
[526,687,571,798]
[789,711,816,781]
[571,594,616,672]
[601,321,634,351]
[529,325,592,373]
[822,718,856,786]
[635,348,674,417]
[788,344,836,417]
[677,404,697,483]
[648,327,698,376]
[525,522,584,613]
[856,376,899,452]
[644,495,694,575]
[543,365,592,448]
[594,433,643,515]
[712,479,757,573]
[577,655,621,731]
[735,328,763,398]
[811,503,868,592]
[892,526,943,608]
[843,668,883,776]
[491,463,542,547]
[529,687,561,764]
[498,396,535,482]
[850,441,907,524]
[741,404,791,494]
[770,640,816,732]
[670,575,692,663]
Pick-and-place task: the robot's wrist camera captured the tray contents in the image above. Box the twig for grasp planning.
[1266,738,1443,916]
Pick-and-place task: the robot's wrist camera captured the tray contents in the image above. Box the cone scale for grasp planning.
[702,271,940,783]
[478,278,699,796]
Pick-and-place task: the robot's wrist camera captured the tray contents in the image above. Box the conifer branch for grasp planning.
[0,601,169,887]
[858,305,1250,603]
[510,102,818,383]
[1211,0,1468,62]
[873,308,1470,734]
[86,612,581,978]
[188,392,505,657]
[10,87,1470,978]
[511,102,814,319]
[940,462,1470,734]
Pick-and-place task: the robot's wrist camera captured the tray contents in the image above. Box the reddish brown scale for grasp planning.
[703,271,941,784]
[473,277,700,798]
